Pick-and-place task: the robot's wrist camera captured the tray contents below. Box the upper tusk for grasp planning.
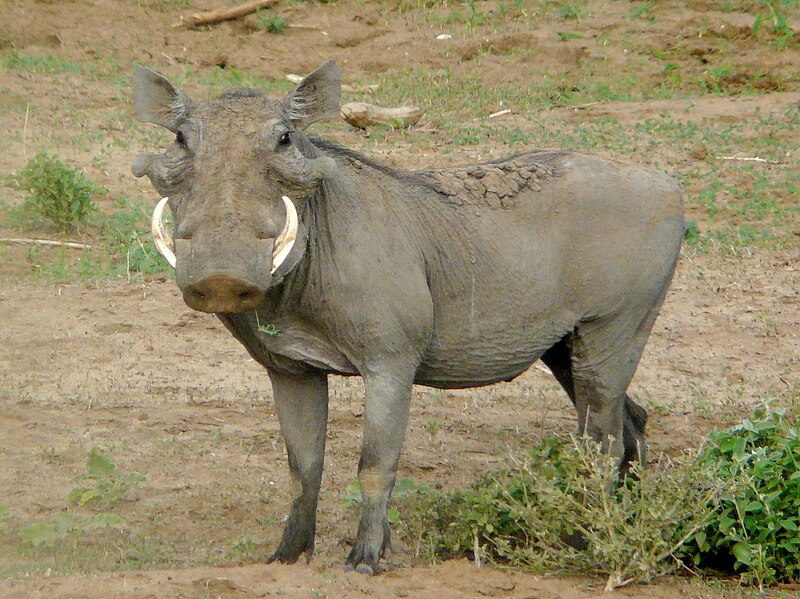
[272,195,298,274]
[151,196,176,269]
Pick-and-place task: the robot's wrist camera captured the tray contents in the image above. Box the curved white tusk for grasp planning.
[151,196,176,269]
[271,195,298,274]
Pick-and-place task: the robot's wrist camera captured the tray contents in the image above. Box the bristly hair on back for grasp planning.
[217,88,263,101]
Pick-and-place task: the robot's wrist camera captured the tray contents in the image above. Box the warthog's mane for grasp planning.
[307,136,563,209]
[307,136,418,183]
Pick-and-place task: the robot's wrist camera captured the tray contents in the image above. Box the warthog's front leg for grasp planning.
[267,368,329,564]
[346,371,413,575]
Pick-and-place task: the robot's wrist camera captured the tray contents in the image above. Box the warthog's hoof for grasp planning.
[344,562,376,576]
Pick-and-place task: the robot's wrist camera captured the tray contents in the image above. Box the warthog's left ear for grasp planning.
[132,65,191,133]
[283,60,342,130]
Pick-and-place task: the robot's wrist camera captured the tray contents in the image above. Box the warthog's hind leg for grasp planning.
[540,311,655,474]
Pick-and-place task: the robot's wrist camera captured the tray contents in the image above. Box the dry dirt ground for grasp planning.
[1,0,799,598]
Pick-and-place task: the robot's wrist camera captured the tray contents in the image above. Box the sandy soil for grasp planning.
[1,0,799,597]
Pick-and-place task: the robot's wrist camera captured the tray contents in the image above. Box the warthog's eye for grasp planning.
[278,131,292,147]
[175,130,187,148]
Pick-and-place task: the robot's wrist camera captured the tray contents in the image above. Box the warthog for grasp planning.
[132,60,683,573]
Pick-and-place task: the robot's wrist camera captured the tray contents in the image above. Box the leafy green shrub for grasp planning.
[400,436,730,590]
[401,406,799,589]
[14,152,104,231]
[67,446,146,507]
[685,407,800,587]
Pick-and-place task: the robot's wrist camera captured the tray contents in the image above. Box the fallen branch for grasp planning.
[0,237,92,250]
[340,102,422,129]
[719,153,783,165]
[178,0,279,29]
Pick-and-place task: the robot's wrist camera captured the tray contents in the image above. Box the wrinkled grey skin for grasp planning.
[132,60,684,574]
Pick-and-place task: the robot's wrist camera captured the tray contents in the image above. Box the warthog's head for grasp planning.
[131,61,342,313]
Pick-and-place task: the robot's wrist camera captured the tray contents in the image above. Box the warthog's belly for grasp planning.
[414,327,565,389]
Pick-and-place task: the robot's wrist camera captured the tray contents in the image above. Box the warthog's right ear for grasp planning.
[132,65,190,133]
[283,60,342,130]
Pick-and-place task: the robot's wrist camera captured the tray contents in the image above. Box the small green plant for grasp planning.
[683,219,700,244]
[20,512,126,548]
[342,478,363,507]
[14,152,103,231]
[18,447,143,549]
[226,536,264,562]
[752,1,795,50]
[755,311,777,335]
[684,406,800,587]
[40,446,64,464]
[557,4,583,20]
[257,12,287,33]
[628,1,655,23]
[67,446,146,507]
[463,0,483,31]
[424,418,440,438]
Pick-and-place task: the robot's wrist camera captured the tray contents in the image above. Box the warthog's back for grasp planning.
[411,151,684,388]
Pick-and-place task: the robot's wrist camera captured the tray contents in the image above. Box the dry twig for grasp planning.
[719,153,783,165]
[488,108,512,119]
[0,237,92,250]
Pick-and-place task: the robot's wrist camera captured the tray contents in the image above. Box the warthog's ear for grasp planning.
[132,65,190,133]
[283,60,342,130]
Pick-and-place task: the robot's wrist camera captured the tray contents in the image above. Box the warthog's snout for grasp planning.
[149,195,301,314]
[183,274,264,313]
